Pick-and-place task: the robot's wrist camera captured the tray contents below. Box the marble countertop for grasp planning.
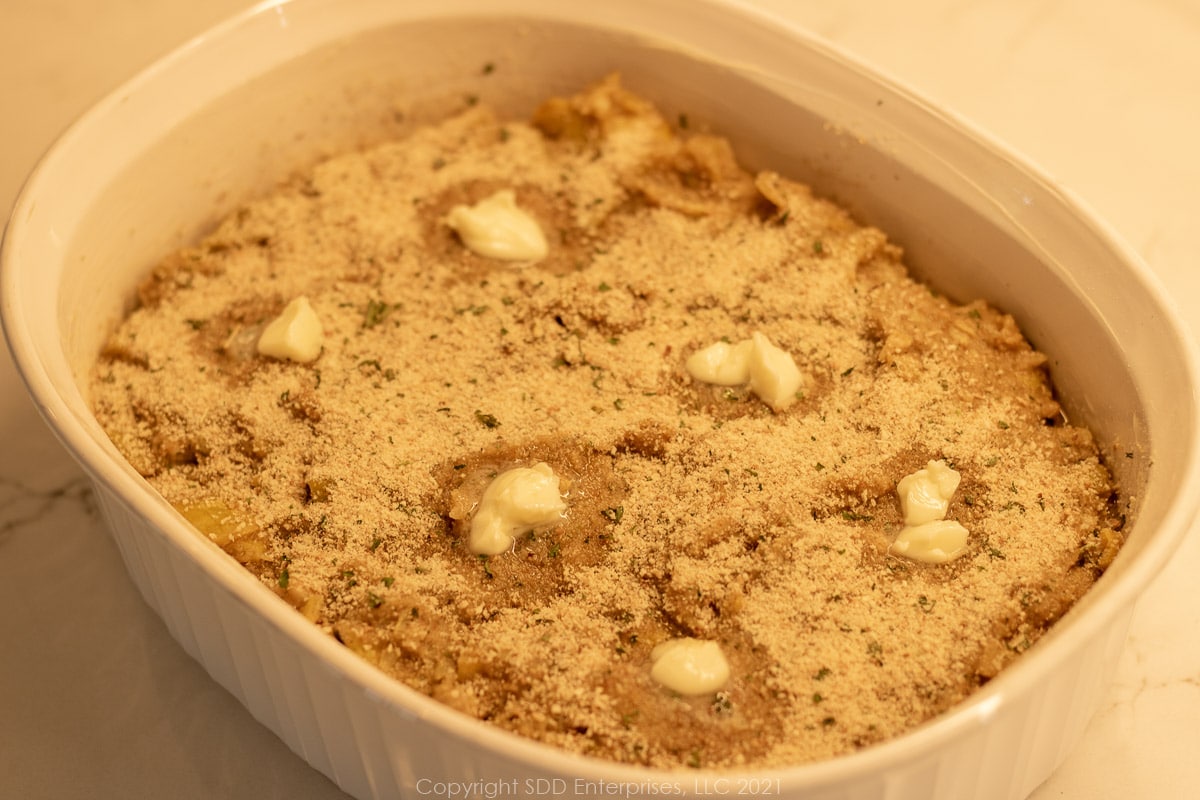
[2,1,1197,797]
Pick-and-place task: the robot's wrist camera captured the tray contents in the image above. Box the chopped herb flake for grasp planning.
[474,410,501,429]
[362,299,393,329]
[601,506,625,524]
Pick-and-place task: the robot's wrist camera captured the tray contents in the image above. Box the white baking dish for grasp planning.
[4,1,1198,798]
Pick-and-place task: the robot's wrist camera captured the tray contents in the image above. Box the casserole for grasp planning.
[4,1,1198,797]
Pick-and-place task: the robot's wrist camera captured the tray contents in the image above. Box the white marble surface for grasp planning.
[2,1,1197,798]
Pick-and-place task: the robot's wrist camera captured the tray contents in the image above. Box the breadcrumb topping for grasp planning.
[90,75,1122,769]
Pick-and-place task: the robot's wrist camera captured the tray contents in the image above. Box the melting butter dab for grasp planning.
[892,460,970,563]
[747,332,803,411]
[893,520,970,564]
[469,462,566,555]
[256,296,324,363]
[684,339,753,386]
[445,189,549,262]
[649,638,731,696]
[685,332,802,411]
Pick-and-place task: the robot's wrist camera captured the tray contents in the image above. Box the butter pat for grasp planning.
[893,460,969,564]
[469,462,566,555]
[446,189,548,262]
[898,460,962,526]
[257,296,324,363]
[650,638,731,696]
[892,519,970,564]
[685,340,753,386]
[686,332,802,411]
[747,332,803,411]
